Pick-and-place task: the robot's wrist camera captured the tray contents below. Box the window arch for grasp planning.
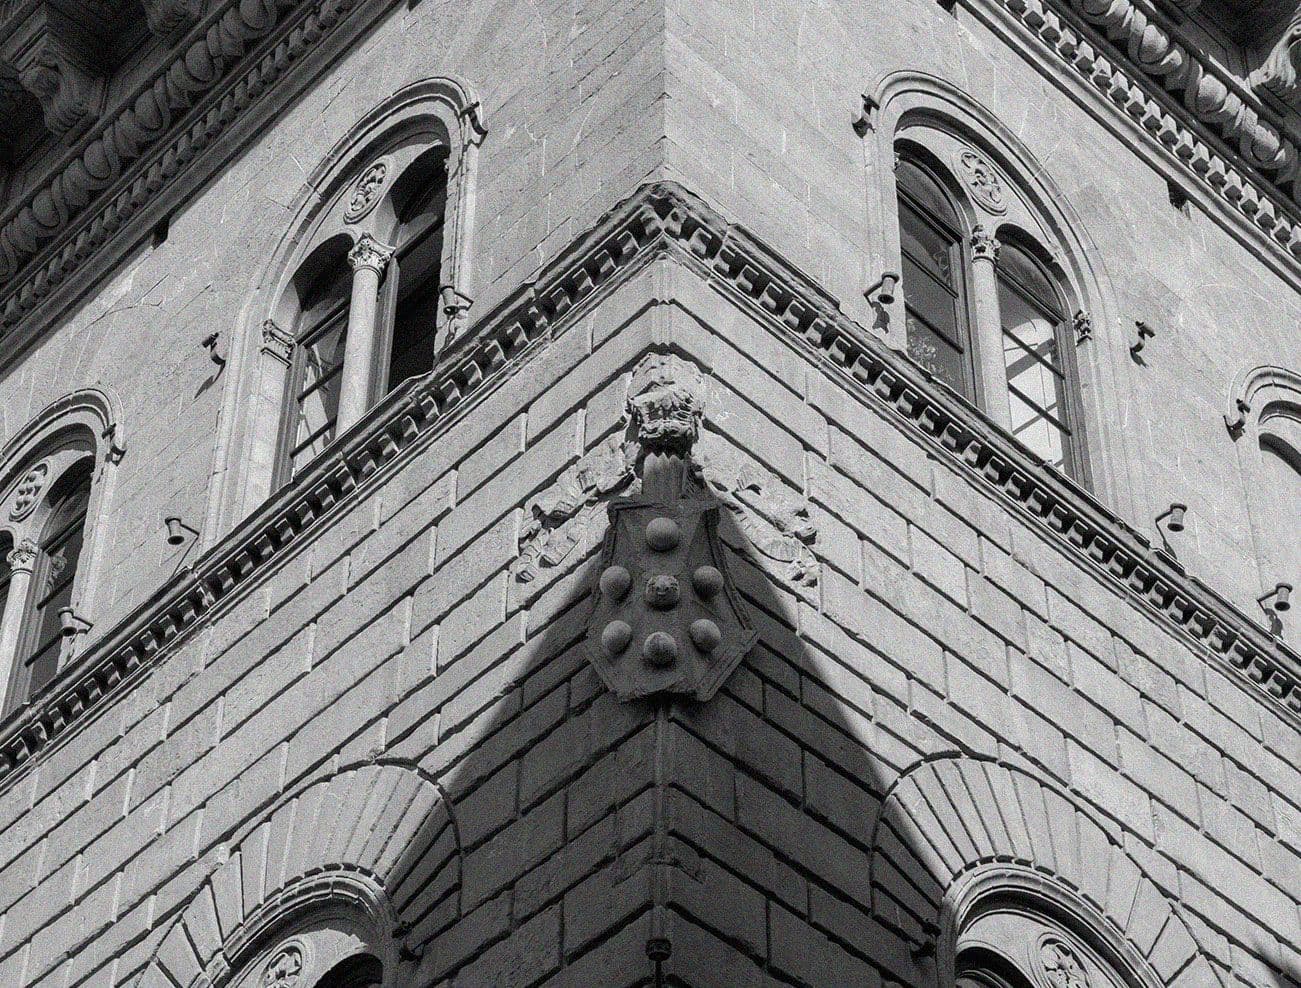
[0,390,120,714]
[211,78,485,530]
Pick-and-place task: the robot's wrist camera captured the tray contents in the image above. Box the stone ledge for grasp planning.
[0,179,1295,790]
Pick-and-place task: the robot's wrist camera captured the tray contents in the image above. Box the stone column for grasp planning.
[969,226,1012,432]
[337,234,394,433]
[0,540,38,711]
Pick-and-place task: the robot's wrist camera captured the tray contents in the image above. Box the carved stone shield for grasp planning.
[584,495,757,701]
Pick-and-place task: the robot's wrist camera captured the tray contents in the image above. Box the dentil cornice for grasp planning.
[0,181,1295,789]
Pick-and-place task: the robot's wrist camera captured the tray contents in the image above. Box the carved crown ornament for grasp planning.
[955,148,1008,215]
[1,182,1297,789]
[343,158,392,224]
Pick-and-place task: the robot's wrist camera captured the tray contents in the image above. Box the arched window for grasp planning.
[1258,416,1301,575]
[995,238,1082,479]
[0,443,98,715]
[890,134,1093,486]
[896,151,976,399]
[956,947,1035,988]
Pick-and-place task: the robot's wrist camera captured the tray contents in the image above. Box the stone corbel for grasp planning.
[139,0,203,36]
[1250,10,1301,108]
[3,7,106,141]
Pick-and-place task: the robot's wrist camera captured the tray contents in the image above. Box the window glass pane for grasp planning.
[897,154,973,400]
[997,244,1075,476]
[24,471,90,698]
[292,314,346,476]
[387,221,444,391]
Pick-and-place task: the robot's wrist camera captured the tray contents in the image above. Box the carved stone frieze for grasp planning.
[0,0,376,330]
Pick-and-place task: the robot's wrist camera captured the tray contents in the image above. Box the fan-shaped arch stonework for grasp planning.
[138,763,461,988]
[869,755,1222,988]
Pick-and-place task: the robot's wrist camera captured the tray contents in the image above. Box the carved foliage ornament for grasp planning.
[956,149,1008,215]
[343,158,391,224]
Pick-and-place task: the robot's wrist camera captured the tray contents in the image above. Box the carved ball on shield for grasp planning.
[602,620,633,655]
[643,631,679,668]
[599,565,632,600]
[645,517,681,552]
[644,574,681,609]
[690,618,722,653]
[692,565,723,599]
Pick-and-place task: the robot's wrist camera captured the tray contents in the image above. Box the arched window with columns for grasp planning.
[212,78,485,524]
[0,390,120,714]
[891,134,1090,486]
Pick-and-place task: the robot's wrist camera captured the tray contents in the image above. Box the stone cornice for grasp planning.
[0,181,1295,787]
[980,0,1301,264]
[0,0,394,335]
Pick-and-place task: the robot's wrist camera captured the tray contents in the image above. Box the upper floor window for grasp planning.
[213,79,484,518]
[0,431,103,715]
[891,138,1090,486]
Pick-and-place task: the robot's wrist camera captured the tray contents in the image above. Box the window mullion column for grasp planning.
[969,226,1013,432]
[0,540,38,712]
[337,234,394,433]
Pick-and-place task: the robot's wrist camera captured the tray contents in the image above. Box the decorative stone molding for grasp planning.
[974,0,1301,267]
[1072,309,1093,344]
[970,224,1001,261]
[261,942,306,987]
[955,148,1008,214]
[9,461,48,521]
[871,754,1222,986]
[1040,937,1090,988]
[1224,364,1301,437]
[513,433,635,584]
[1,182,1296,786]
[0,0,386,332]
[260,318,295,364]
[6,539,37,574]
[343,158,392,224]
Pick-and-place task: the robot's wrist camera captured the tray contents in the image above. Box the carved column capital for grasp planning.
[1073,309,1093,344]
[3,7,105,140]
[346,234,393,276]
[260,318,295,364]
[969,225,1001,262]
[6,539,38,574]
